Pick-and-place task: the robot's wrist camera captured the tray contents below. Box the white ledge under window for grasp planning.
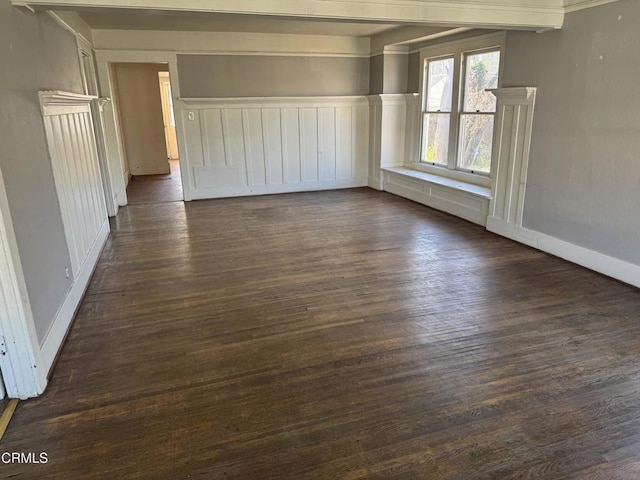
[382,167,492,199]
[381,167,492,226]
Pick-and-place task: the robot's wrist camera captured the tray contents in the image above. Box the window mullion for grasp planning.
[447,53,462,171]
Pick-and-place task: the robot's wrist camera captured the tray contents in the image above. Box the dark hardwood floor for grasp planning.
[125,159,183,205]
[2,180,640,479]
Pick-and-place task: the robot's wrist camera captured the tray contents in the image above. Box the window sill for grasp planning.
[382,167,492,199]
[409,162,491,188]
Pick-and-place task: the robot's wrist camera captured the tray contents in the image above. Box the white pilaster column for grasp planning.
[486,87,537,234]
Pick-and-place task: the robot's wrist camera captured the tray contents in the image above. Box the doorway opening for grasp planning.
[110,62,183,205]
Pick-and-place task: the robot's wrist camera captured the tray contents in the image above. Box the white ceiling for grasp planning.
[78,9,403,37]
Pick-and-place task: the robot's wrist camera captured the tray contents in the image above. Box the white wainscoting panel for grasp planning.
[179,96,369,199]
[383,167,491,226]
[379,94,407,169]
[403,94,421,167]
[39,90,110,374]
[486,87,537,231]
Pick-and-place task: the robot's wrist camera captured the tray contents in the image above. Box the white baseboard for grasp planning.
[487,217,640,289]
[189,178,368,200]
[40,220,110,374]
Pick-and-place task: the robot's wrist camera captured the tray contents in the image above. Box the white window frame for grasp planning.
[412,32,506,188]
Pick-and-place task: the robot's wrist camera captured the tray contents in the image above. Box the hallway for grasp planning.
[125,159,183,205]
[2,189,640,479]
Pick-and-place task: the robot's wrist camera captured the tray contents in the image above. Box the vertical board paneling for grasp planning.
[73,114,98,235]
[403,96,421,166]
[60,115,87,273]
[368,102,383,186]
[281,108,301,184]
[494,104,515,221]
[203,109,226,167]
[180,98,369,199]
[82,112,108,221]
[182,110,205,168]
[42,105,107,277]
[299,107,319,182]
[336,107,353,179]
[33,92,112,398]
[74,114,95,230]
[318,108,337,181]
[354,105,369,180]
[222,109,247,170]
[380,101,406,169]
[262,108,283,185]
[486,88,537,232]
[47,116,81,274]
[242,108,266,186]
[508,105,525,225]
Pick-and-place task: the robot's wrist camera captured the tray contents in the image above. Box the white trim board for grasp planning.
[487,219,640,290]
[39,220,109,373]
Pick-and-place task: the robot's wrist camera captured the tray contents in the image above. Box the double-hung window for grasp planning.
[417,33,505,186]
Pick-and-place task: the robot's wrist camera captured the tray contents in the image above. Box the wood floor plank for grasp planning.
[2,181,640,479]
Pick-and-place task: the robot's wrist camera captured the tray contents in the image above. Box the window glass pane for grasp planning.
[422,113,450,166]
[463,50,500,112]
[426,58,454,112]
[458,114,494,173]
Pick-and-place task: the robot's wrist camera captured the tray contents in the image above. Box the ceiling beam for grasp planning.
[92,29,371,56]
[12,0,566,30]
[564,0,619,13]
[370,26,469,54]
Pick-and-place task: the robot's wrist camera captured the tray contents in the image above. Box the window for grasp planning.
[417,34,504,185]
[458,50,500,174]
[422,57,453,167]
